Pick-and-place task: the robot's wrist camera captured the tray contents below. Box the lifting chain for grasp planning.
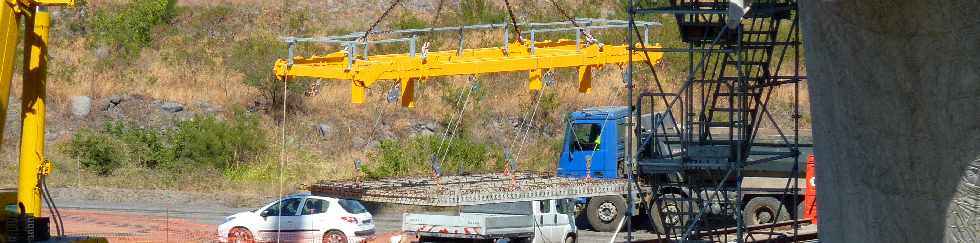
[548,0,600,46]
[503,0,525,44]
[360,0,402,42]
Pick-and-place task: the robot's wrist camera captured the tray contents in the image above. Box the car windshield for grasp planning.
[338,199,368,214]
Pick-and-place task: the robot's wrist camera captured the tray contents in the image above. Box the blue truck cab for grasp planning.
[557,106,629,180]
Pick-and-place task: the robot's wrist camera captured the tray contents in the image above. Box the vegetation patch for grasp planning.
[60,111,267,176]
[364,135,503,179]
[86,0,177,61]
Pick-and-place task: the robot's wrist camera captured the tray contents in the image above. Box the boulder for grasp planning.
[70,96,91,117]
[159,102,184,113]
[317,123,332,138]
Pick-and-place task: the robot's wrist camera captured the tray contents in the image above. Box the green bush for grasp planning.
[393,13,428,30]
[87,0,177,59]
[364,135,502,179]
[102,121,174,168]
[170,112,268,169]
[454,0,507,25]
[61,129,128,176]
[61,112,267,176]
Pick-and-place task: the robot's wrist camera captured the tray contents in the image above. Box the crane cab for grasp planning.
[557,106,629,180]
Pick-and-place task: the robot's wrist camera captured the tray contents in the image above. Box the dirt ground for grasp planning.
[45,208,404,243]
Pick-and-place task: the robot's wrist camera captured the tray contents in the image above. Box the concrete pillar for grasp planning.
[798,1,980,242]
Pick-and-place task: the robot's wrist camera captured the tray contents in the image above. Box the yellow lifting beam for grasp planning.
[274,40,663,107]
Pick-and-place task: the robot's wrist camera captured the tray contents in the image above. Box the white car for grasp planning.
[218,193,376,243]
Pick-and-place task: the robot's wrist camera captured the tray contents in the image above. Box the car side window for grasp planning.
[302,198,328,215]
[539,200,552,214]
[265,198,303,216]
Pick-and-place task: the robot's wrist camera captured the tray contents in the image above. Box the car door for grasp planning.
[532,200,560,243]
[300,197,329,242]
[257,197,305,242]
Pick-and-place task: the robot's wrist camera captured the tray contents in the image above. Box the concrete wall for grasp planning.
[798,1,980,242]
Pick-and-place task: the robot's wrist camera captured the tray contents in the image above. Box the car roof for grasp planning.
[280,192,342,201]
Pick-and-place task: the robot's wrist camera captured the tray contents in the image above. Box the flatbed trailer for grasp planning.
[310,173,631,207]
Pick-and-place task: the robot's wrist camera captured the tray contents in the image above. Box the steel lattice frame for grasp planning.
[626,0,808,242]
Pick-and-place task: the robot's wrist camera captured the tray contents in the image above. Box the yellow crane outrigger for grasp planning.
[273,20,664,107]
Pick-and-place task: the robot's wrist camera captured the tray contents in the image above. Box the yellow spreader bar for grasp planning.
[274,40,663,107]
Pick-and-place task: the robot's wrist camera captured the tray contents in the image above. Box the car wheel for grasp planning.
[323,230,347,243]
[227,227,255,243]
[564,235,576,243]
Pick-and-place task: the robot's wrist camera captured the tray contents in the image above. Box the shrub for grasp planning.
[102,121,173,169]
[61,129,128,176]
[364,135,502,178]
[227,34,308,115]
[170,111,268,169]
[454,0,506,25]
[87,0,177,59]
[61,111,267,176]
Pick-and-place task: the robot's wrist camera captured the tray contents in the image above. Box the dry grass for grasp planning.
[0,1,813,199]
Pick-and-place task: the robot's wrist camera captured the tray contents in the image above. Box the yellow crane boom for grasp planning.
[273,22,663,107]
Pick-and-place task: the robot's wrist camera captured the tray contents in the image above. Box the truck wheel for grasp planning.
[564,235,576,243]
[744,196,789,226]
[586,195,626,232]
[648,193,697,236]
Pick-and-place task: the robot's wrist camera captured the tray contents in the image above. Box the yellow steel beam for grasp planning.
[274,40,663,107]
[18,6,48,217]
[0,0,19,150]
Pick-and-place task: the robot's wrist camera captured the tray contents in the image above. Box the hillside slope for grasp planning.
[0,0,809,198]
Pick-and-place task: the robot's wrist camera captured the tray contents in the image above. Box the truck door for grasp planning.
[560,122,612,178]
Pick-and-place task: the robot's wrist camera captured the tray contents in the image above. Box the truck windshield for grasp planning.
[462,201,532,215]
[571,123,602,151]
[338,199,368,214]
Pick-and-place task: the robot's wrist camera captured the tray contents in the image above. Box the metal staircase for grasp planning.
[630,0,804,241]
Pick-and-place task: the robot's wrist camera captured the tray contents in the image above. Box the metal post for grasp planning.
[409,35,417,57]
[287,41,295,68]
[643,24,650,46]
[625,1,635,242]
[575,28,581,51]
[457,26,465,57]
[503,27,510,55]
[347,43,356,70]
[363,42,369,60]
[530,30,536,55]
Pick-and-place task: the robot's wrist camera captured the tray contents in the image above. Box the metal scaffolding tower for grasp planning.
[626,0,808,242]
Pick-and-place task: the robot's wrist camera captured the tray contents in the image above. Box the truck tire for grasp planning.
[744,196,790,226]
[648,193,697,236]
[586,195,626,232]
